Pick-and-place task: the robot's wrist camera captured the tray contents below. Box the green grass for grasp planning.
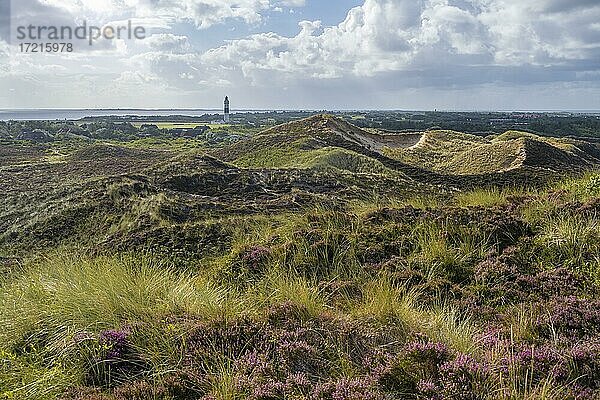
[384,129,597,175]
[555,171,600,201]
[455,187,510,207]
[117,137,209,151]
[0,255,240,358]
[0,254,249,399]
[233,139,400,176]
[232,139,323,168]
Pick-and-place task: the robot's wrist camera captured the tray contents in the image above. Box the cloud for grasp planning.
[134,0,272,28]
[14,0,296,33]
[278,0,306,6]
[144,33,192,53]
[200,0,600,84]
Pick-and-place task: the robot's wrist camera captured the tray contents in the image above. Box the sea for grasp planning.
[0,109,266,121]
[1,109,598,121]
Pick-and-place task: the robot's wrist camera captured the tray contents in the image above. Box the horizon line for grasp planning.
[1,108,599,113]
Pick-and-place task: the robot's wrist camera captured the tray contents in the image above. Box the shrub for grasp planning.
[379,339,450,394]
[569,342,600,391]
[379,339,491,399]
[535,296,600,338]
[83,327,149,388]
[313,377,384,400]
[438,354,490,400]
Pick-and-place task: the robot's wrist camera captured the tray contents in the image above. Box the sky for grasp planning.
[0,0,599,110]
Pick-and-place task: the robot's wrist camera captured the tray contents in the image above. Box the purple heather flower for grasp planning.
[241,245,271,271]
[405,340,450,364]
[508,345,569,382]
[417,379,442,400]
[327,377,384,400]
[537,296,600,338]
[99,328,131,360]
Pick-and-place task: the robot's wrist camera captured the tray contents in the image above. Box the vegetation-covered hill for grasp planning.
[218,115,600,187]
[385,129,600,175]
[1,115,600,400]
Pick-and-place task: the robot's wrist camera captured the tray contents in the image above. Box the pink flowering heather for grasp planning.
[405,340,450,367]
[313,377,384,400]
[438,353,490,400]
[417,379,442,400]
[241,245,272,272]
[99,328,131,360]
[536,296,600,338]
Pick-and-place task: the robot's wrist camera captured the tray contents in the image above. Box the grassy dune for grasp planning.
[233,139,396,175]
[385,130,599,175]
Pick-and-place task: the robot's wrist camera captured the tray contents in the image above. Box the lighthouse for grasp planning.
[224,96,230,123]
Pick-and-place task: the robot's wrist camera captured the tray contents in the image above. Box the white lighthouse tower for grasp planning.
[223,96,230,123]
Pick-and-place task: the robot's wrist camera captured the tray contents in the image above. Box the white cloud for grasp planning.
[28,0,291,29]
[133,0,272,29]
[279,0,306,6]
[200,0,600,83]
[144,34,192,53]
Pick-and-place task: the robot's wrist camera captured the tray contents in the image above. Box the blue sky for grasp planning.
[166,1,365,53]
[1,0,599,110]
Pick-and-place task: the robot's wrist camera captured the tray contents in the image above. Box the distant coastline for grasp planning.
[0,108,599,121]
[0,109,255,121]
